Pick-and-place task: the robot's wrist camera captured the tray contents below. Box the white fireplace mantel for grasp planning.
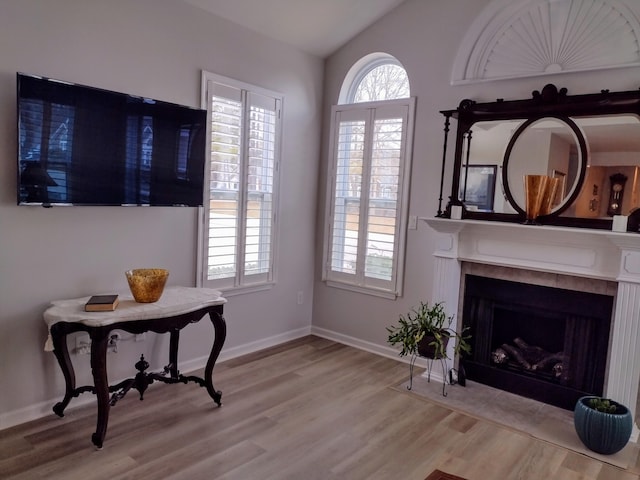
[421,217,640,441]
[422,217,640,282]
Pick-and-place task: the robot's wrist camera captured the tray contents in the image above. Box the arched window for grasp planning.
[324,54,414,298]
[340,53,410,104]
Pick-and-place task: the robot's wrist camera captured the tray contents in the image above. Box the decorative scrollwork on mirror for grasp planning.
[438,84,640,230]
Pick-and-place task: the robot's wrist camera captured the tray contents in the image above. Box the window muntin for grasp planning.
[200,73,281,292]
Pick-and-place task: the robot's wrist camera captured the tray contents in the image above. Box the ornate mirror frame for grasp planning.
[439,84,640,230]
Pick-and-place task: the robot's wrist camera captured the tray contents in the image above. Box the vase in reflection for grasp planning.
[524,175,549,224]
[540,177,560,216]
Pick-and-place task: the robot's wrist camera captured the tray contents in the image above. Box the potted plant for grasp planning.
[386,301,471,360]
[574,396,633,455]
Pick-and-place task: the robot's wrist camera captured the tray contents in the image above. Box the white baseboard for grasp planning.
[179,326,312,373]
[310,325,444,378]
[0,326,313,431]
[311,325,401,359]
[0,398,80,432]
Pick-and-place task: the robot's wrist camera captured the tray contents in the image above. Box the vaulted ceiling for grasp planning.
[180,0,408,57]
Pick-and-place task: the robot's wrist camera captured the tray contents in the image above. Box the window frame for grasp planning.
[197,71,283,296]
[322,97,416,299]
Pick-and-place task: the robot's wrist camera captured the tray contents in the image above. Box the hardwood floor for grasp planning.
[1,336,639,480]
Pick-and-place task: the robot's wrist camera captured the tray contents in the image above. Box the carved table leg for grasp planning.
[168,329,180,379]
[205,308,226,406]
[51,324,76,417]
[89,330,110,449]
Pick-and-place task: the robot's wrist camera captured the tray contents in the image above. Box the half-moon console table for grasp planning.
[43,286,227,448]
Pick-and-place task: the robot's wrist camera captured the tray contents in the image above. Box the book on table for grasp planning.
[85,294,119,312]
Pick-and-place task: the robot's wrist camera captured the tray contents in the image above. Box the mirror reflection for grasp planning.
[459,120,516,213]
[505,117,581,214]
[566,115,640,219]
[458,115,640,218]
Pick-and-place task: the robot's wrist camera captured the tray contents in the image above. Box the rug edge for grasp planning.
[424,468,467,480]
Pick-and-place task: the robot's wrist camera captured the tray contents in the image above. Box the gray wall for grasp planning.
[0,0,321,427]
[313,0,640,351]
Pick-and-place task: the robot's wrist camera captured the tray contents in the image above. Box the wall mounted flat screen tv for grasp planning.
[17,73,206,206]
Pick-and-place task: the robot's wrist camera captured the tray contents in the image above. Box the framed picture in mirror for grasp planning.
[459,165,496,211]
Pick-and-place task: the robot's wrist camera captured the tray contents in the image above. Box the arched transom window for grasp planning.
[341,53,410,104]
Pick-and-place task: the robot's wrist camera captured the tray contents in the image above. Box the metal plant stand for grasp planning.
[407,353,448,397]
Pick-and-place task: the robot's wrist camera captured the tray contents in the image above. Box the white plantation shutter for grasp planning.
[366,115,403,281]
[199,72,282,291]
[330,115,365,276]
[208,89,241,281]
[244,92,276,280]
[324,99,415,297]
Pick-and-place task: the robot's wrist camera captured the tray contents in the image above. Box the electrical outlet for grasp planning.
[408,215,418,230]
[108,333,120,353]
[75,333,91,355]
[74,332,122,354]
[297,291,303,305]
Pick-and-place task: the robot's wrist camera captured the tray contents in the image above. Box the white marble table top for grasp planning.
[44,286,226,351]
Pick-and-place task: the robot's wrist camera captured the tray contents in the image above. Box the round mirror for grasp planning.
[502,116,587,216]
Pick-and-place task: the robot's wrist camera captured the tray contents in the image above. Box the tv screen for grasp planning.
[17,73,206,206]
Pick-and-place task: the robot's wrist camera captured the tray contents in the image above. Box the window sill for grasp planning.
[219,282,275,297]
[325,280,398,300]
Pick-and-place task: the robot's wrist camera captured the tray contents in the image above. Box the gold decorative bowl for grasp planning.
[125,268,169,303]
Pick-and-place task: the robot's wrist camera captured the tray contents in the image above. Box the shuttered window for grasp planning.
[199,72,282,292]
[18,99,75,203]
[324,99,415,297]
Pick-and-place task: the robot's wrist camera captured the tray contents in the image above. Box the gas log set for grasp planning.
[491,337,565,380]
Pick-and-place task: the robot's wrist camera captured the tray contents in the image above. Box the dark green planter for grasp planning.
[417,332,449,359]
[574,396,633,455]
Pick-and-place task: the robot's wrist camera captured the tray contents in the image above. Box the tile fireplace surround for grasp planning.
[423,217,640,442]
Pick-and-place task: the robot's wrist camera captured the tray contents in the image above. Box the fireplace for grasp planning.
[461,274,613,410]
[423,217,640,440]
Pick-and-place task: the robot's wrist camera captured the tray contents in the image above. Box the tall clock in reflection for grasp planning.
[607,173,627,216]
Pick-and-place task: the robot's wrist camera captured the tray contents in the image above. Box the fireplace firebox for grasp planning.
[462,274,613,410]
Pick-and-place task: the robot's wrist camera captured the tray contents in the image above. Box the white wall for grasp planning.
[313,0,640,354]
[0,0,322,427]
